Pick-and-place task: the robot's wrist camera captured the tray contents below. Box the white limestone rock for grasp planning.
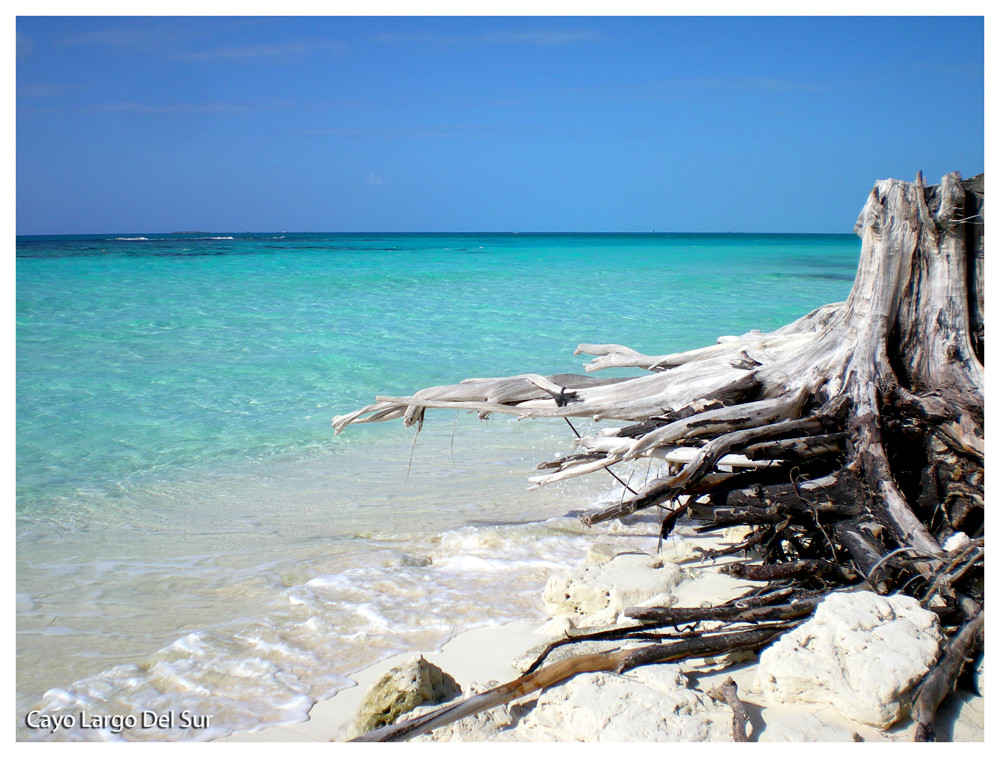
[575,605,620,629]
[943,531,971,553]
[509,665,728,741]
[412,665,729,742]
[534,615,574,637]
[631,591,678,610]
[584,543,630,566]
[542,552,684,618]
[754,591,942,728]
[758,711,858,742]
[658,535,701,564]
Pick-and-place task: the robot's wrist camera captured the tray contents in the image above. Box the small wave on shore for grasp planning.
[18,515,606,741]
[17,421,652,742]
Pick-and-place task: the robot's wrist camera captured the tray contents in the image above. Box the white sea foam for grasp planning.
[17,429,667,741]
[18,504,659,742]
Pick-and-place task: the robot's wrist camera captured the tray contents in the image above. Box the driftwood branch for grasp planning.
[707,677,751,742]
[624,596,821,626]
[349,625,786,742]
[912,610,985,741]
[719,558,858,584]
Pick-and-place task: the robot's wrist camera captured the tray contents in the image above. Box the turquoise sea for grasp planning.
[16,232,859,740]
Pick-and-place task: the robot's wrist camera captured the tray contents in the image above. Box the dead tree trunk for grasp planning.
[335,172,982,562]
[334,172,984,739]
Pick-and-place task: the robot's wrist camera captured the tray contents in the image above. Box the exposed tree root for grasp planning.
[913,609,984,741]
[334,173,984,742]
[707,677,751,742]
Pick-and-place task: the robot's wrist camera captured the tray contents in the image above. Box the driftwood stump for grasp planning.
[335,172,984,741]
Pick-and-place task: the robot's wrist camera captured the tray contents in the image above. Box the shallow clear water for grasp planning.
[16,232,859,740]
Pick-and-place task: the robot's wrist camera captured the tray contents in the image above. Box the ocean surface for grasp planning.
[16,232,860,740]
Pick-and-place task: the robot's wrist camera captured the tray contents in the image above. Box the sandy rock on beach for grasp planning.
[350,655,461,738]
[510,665,727,741]
[583,542,628,566]
[754,591,943,728]
[413,664,729,742]
[757,711,859,741]
[542,551,684,620]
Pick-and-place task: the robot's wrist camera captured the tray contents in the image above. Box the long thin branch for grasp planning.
[624,596,820,626]
[913,610,984,741]
[348,626,787,743]
[582,415,828,526]
[708,677,751,742]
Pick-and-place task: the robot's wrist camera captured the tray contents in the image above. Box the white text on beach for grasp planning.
[25,709,212,734]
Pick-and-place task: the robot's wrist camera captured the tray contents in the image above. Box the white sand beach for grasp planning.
[225,520,984,743]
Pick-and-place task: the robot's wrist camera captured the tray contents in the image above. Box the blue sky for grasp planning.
[16,15,984,234]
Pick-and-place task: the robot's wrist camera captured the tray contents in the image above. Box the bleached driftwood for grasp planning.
[334,172,982,556]
[334,172,984,741]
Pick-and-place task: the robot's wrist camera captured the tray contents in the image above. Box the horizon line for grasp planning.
[16,229,858,238]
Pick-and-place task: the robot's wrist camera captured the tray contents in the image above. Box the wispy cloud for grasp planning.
[297,126,502,139]
[20,97,356,116]
[367,172,385,186]
[58,23,343,63]
[684,77,823,95]
[18,83,73,98]
[478,30,601,46]
[174,40,346,62]
[58,25,208,54]
[376,32,438,44]
[378,29,601,48]
[908,61,983,78]
[83,101,269,114]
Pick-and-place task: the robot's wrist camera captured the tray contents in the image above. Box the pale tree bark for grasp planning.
[334,172,984,742]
